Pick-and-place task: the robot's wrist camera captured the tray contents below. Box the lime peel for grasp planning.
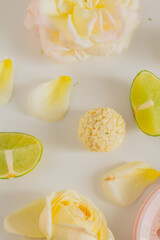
[0,132,43,179]
[130,70,160,136]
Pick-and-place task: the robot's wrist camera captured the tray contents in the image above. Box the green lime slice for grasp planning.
[0,132,43,179]
[130,70,160,136]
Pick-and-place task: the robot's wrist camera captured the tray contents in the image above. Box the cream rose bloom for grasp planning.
[24,0,139,64]
[4,190,114,240]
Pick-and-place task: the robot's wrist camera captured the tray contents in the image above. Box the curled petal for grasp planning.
[101,9,116,28]
[87,0,100,9]
[122,0,139,9]
[37,0,59,28]
[39,192,57,239]
[0,59,13,107]
[48,15,68,31]
[39,190,113,238]
[97,216,114,240]
[60,30,81,49]
[68,15,93,48]
[97,0,122,13]
[51,50,77,64]
[28,76,72,122]
[39,191,95,238]
[91,10,121,43]
[38,0,58,17]
[57,0,75,14]
[103,161,160,206]
[75,50,89,61]
[4,190,114,240]
[85,42,115,56]
[73,6,97,37]
[4,199,46,238]
[24,0,38,29]
[25,0,139,63]
[91,29,117,43]
[58,0,85,13]
[51,224,97,240]
[39,27,69,54]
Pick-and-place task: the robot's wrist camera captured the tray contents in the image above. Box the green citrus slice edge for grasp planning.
[0,132,43,179]
[130,70,160,136]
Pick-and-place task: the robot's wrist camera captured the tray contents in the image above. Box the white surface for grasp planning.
[0,0,160,239]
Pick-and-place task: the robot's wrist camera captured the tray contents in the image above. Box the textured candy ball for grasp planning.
[78,107,126,152]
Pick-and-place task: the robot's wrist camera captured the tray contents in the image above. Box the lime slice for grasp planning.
[130,70,160,136]
[0,132,43,179]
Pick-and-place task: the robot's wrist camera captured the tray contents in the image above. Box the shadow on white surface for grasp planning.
[75,74,136,131]
[0,0,50,63]
[125,25,160,66]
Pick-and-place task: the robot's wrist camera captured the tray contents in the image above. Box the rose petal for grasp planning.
[68,14,93,48]
[4,199,46,238]
[24,0,139,63]
[39,27,69,53]
[39,192,57,239]
[103,161,160,206]
[122,0,139,9]
[60,30,81,49]
[57,0,85,13]
[0,59,13,107]
[75,50,89,61]
[39,190,105,238]
[91,30,117,42]
[87,0,100,9]
[39,26,77,63]
[57,0,75,13]
[73,6,97,37]
[97,216,114,240]
[51,50,77,64]
[85,43,115,56]
[24,0,38,29]
[101,9,116,28]
[51,224,97,240]
[28,76,72,122]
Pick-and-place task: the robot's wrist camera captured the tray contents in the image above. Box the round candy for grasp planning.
[78,107,126,152]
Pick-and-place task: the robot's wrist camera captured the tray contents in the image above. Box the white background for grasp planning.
[0,0,160,239]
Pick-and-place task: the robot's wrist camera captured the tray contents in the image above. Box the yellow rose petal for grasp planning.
[4,199,46,237]
[0,59,13,106]
[73,6,97,37]
[97,216,114,240]
[103,161,160,206]
[28,76,72,122]
[52,224,97,240]
[4,191,114,240]
[22,238,44,240]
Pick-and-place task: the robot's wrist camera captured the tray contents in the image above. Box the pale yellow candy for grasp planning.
[78,107,125,152]
[103,161,160,206]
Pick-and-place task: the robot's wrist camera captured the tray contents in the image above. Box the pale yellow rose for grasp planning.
[24,0,139,64]
[4,190,114,240]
